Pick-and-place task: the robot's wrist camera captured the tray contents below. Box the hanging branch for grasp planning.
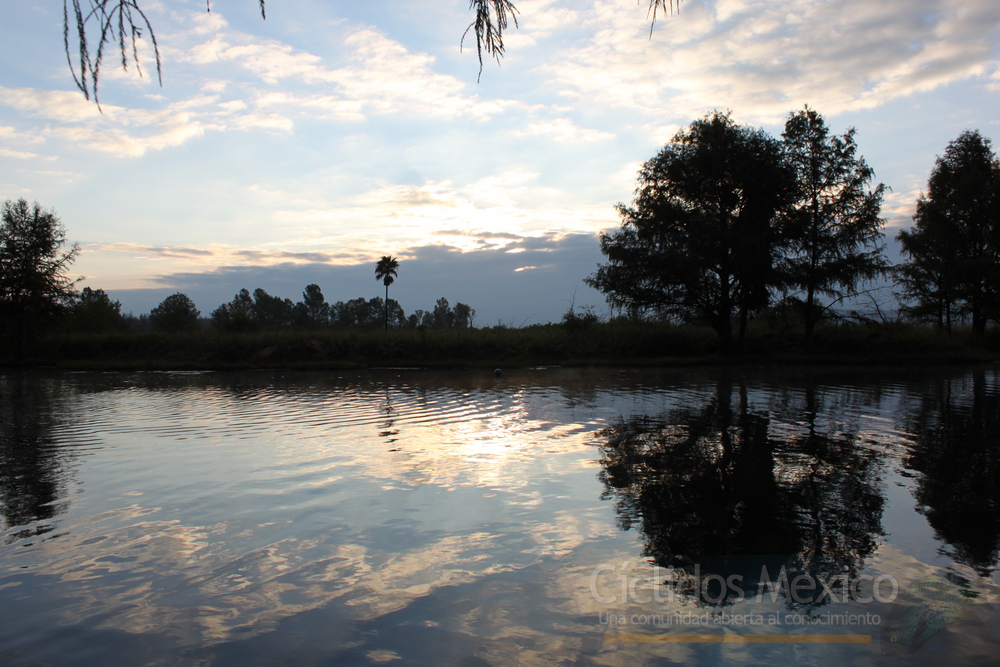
[462,0,519,82]
[62,1,266,108]
[62,0,679,104]
[63,1,160,108]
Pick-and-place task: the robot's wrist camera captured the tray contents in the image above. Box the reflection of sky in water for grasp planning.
[1,367,999,665]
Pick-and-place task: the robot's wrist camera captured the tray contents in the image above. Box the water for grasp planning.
[1,366,998,665]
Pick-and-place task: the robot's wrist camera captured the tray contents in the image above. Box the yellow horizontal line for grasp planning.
[604,634,871,644]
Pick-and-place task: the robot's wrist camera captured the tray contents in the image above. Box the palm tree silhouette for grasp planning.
[375,255,399,330]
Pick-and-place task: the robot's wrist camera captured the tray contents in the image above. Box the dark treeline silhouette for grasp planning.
[207,284,475,333]
[596,374,886,610]
[588,110,999,345]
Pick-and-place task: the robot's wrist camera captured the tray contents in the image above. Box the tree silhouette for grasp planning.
[780,106,888,338]
[896,131,1000,336]
[0,199,80,358]
[252,287,294,330]
[375,256,399,331]
[69,286,126,333]
[294,283,330,329]
[586,111,794,344]
[149,292,200,332]
[210,288,257,332]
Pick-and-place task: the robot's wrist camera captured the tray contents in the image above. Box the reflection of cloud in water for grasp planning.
[5,374,616,649]
[23,505,615,647]
[5,367,1000,663]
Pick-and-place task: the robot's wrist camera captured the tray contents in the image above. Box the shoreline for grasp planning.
[4,323,998,372]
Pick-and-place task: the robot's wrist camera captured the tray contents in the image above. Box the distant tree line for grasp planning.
[205,284,475,333]
[69,286,477,335]
[587,108,1000,344]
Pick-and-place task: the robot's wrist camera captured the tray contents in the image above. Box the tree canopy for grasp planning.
[586,111,795,344]
[149,292,201,332]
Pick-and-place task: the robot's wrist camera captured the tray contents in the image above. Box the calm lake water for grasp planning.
[1,366,999,665]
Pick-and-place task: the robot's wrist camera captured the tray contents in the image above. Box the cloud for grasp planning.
[86,243,217,259]
[546,0,1000,124]
[0,147,44,160]
[0,8,525,159]
[172,14,519,122]
[0,87,218,157]
[512,118,616,142]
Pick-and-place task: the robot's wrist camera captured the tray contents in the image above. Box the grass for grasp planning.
[4,320,999,371]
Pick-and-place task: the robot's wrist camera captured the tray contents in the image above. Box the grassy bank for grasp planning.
[4,320,1000,371]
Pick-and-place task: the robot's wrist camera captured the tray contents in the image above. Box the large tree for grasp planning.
[780,107,888,338]
[63,1,681,103]
[896,131,1000,336]
[586,111,794,344]
[0,199,80,357]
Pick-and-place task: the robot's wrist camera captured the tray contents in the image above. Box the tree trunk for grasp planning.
[718,276,733,347]
[804,285,816,341]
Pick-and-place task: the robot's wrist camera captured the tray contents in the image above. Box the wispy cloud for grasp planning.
[547,0,1000,124]
[513,118,616,142]
[171,13,519,122]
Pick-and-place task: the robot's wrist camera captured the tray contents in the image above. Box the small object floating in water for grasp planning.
[494,368,502,378]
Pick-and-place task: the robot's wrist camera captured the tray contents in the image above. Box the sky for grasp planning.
[1,0,998,325]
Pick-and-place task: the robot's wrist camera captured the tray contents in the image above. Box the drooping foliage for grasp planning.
[63,1,681,103]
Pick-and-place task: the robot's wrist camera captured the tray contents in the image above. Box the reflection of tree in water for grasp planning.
[0,374,70,543]
[596,374,886,609]
[380,389,400,445]
[902,371,1000,576]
